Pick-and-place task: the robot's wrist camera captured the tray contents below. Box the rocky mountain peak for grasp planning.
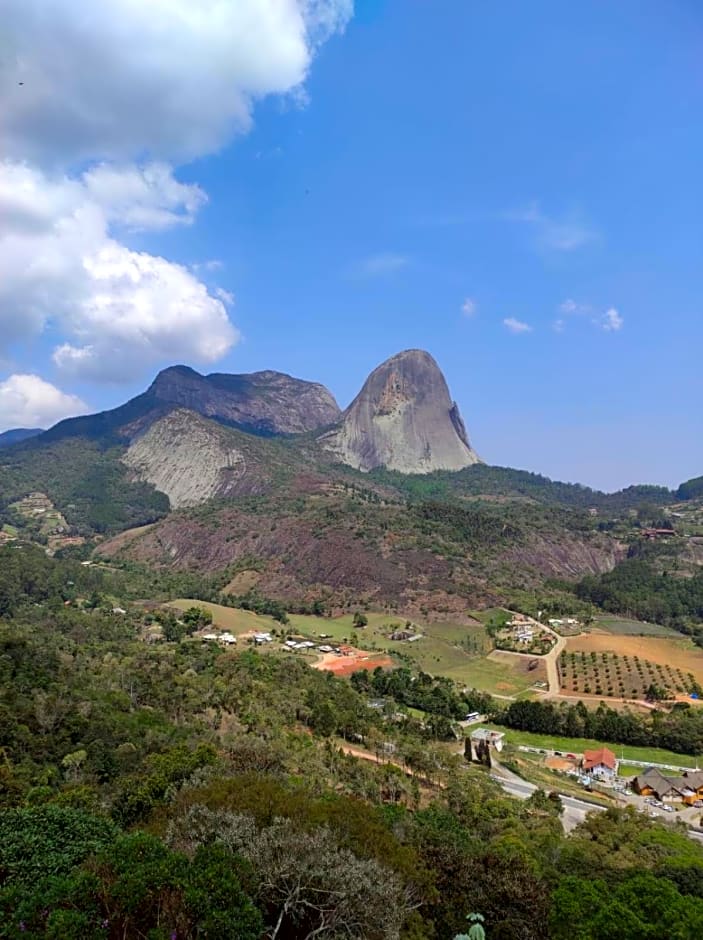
[321,349,481,473]
[145,365,341,436]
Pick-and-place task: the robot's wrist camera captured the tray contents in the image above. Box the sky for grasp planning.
[1,0,701,491]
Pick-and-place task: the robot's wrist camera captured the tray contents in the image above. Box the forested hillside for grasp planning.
[2,546,703,937]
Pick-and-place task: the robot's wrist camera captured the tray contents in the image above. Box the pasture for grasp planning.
[167,602,542,696]
[168,599,274,635]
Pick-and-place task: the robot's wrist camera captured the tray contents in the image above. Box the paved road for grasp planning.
[490,759,602,832]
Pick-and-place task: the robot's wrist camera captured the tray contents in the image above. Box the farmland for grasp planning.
[559,648,700,700]
[593,616,680,637]
[564,632,703,687]
[166,601,544,696]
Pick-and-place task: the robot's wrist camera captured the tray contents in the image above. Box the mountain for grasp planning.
[41,365,340,444]
[0,428,43,448]
[321,349,481,473]
[121,408,311,509]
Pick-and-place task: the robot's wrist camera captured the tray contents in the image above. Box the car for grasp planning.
[554,751,562,756]
[662,805,674,813]
[693,800,703,808]
[644,797,655,804]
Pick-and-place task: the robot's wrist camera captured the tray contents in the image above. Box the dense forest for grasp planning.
[3,544,703,937]
[577,559,703,643]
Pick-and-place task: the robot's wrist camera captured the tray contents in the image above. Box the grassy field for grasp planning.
[593,617,680,637]
[167,602,540,696]
[168,599,277,635]
[486,724,700,768]
[287,611,539,696]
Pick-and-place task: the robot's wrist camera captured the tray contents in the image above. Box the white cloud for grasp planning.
[601,307,624,332]
[0,161,238,381]
[354,253,409,277]
[503,317,533,334]
[0,374,89,431]
[461,297,477,317]
[553,319,566,333]
[507,202,597,252]
[1,0,353,168]
[82,162,207,232]
[560,298,585,316]
[0,1,351,384]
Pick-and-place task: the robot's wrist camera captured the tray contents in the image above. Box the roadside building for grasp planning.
[581,747,618,781]
[632,767,703,805]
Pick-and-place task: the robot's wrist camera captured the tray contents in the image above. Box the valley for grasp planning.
[2,352,703,939]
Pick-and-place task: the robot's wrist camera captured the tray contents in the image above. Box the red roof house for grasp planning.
[581,747,618,779]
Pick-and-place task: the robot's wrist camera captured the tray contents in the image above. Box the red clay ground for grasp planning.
[312,649,394,676]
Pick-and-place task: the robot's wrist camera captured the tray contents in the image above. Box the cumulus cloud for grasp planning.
[461,297,477,317]
[601,308,624,332]
[0,374,89,431]
[2,0,353,168]
[503,317,533,334]
[0,161,238,381]
[0,1,351,383]
[82,163,207,232]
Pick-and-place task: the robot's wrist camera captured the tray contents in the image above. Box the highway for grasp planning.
[490,761,604,831]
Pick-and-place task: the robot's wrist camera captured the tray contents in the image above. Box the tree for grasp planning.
[353,611,369,628]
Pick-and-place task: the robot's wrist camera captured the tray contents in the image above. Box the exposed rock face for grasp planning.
[147,365,340,436]
[42,365,340,444]
[322,349,481,473]
[123,409,257,508]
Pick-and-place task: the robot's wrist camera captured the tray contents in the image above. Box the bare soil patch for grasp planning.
[488,650,548,685]
[312,649,394,676]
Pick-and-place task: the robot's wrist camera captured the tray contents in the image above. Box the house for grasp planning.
[389,630,414,641]
[640,527,676,540]
[253,632,272,644]
[632,767,703,805]
[516,627,534,643]
[219,632,237,645]
[581,747,618,780]
[112,606,127,615]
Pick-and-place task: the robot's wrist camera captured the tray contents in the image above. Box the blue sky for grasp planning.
[1,0,701,491]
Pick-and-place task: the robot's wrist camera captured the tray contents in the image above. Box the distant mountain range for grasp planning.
[0,428,43,448]
[0,350,699,617]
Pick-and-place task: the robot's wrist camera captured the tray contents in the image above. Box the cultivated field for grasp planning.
[559,648,699,700]
[593,617,680,638]
[565,632,703,686]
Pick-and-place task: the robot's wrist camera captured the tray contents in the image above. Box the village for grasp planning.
[466,724,703,827]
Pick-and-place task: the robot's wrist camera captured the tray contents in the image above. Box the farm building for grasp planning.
[581,747,618,780]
